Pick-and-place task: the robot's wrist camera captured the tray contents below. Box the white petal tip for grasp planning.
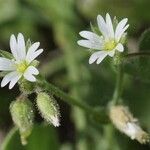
[18,33,23,36]
[89,59,95,64]
[106,13,110,17]
[51,116,60,127]
[9,84,14,89]
[77,40,80,45]
[77,40,84,46]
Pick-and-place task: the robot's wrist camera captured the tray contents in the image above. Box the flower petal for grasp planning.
[9,73,21,89]
[77,39,103,50]
[10,34,18,60]
[26,42,41,62]
[23,66,39,82]
[0,57,15,71]
[1,71,17,87]
[89,51,107,64]
[97,15,109,39]
[115,43,124,52]
[27,66,39,75]
[1,71,21,89]
[115,18,128,42]
[17,33,26,60]
[116,24,129,42]
[96,52,108,64]
[106,13,114,38]
[26,49,43,63]
[108,50,115,57]
[79,31,102,41]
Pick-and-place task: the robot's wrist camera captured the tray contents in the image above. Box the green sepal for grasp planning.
[0,50,13,59]
[36,92,60,127]
[10,97,34,145]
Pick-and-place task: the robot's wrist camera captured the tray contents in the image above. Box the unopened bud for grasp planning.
[10,97,34,145]
[109,105,149,144]
[36,92,60,127]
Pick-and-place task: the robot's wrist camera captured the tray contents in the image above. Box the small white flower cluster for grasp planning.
[0,13,129,89]
[109,105,149,144]
[77,13,129,64]
[0,33,43,89]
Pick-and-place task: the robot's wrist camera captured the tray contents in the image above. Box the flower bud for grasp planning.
[36,92,60,127]
[109,105,149,144]
[10,97,34,145]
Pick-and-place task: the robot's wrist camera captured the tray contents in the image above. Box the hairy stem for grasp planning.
[124,52,150,59]
[112,63,124,105]
[37,76,109,124]
[1,127,18,150]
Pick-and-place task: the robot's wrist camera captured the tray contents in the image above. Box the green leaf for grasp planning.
[0,50,13,59]
[1,124,60,150]
[139,28,150,51]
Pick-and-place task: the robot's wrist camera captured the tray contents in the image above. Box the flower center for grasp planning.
[104,40,116,51]
[16,61,28,73]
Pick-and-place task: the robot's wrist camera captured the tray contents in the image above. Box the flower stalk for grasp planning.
[37,76,109,124]
[112,63,124,105]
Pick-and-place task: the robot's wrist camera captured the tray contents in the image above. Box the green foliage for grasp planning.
[0,0,150,149]
[2,124,59,150]
[139,28,150,50]
[0,50,13,59]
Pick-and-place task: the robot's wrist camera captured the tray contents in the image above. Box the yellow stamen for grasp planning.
[104,40,116,51]
[16,61,28,73]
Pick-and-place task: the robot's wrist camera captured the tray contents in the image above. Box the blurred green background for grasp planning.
[0,0,150,150]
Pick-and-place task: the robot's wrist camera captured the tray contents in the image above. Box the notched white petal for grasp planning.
[96,53,107,64]
[9,74,21,89]
[106,13,114,38]
[108,50,115,57]
[97,15,109,39]
[26,49,43,63]
[17,33,26,60]
[10,34,18,60]
[89,51,107,64]
[23,66,38,82]
[26,42,41,62]
[77,39,102,50]
[0,57,15,71]
[115,43,124,52]
[79,31,101,41]
[115,18,128,41]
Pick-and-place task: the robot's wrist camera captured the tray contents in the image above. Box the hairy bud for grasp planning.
[109,105,149,144]
[10,97,34,145]
[36,92,60,127]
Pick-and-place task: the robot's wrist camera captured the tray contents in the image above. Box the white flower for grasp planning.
[77,13,129,64]
[0,33,43,89]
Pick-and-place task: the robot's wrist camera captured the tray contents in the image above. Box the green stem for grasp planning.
[37,76,108,123]
[1,127,18,150]
[112,63,124,105]
[124,52,150,59]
